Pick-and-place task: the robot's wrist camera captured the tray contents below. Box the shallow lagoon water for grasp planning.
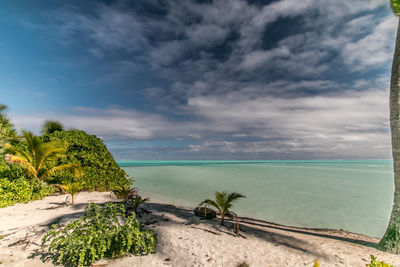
[120,160,394,237]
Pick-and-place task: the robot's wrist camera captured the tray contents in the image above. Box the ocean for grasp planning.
[119,160,394,238]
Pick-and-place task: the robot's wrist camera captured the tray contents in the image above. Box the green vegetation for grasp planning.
[60,181,85,205]
[0,108,54,207]
[0,177,53,208]
[0,104,129,208]
[41,120,64,135]
[43,130,129,191]
[132,195,149,213]
[112,178,135,200]
[5,130,83,180]
[199,191,245,225]
[41,203,157,267]
[366,255,394,267]
[0,105,19,155]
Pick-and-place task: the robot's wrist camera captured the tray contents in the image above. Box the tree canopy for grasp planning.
[43,130,129,191]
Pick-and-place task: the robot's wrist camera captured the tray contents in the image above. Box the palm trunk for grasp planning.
[220,213,225,226]
[379,19,400,253]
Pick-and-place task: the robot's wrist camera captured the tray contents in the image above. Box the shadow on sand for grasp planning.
[32,200,379,263]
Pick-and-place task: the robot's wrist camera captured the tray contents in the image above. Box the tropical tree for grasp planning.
[0,104,19,155]
[5,130,83,180]
[41,120,64,135]
[379,0,400,253]
[199,191,245,225]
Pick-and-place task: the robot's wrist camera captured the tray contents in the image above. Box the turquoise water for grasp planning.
[120,160,394,237]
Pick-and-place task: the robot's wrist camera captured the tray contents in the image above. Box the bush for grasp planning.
[42,203,157,266]
[43,130,129,191]
[0,158,27,181]
[0,178,53,208]
[0,157,53,208]
[366,255,394,267]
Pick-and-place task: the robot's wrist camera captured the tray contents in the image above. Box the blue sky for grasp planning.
[0,0,397,160]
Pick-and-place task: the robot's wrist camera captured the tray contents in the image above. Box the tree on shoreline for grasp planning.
[379,0,400,253]
[199,191,245,226]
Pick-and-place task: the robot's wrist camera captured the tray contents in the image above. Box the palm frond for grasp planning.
[35,141,66,171]
[227,192,246,204]
[44,163,83,179]
[5,154,37,178]
[199,199,220,212]
[392,0,400,17]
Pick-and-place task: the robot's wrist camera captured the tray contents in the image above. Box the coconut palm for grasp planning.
[5,130,83,180]
[199,191,245,225]
[379,0,400,253]
[41,120,64,135]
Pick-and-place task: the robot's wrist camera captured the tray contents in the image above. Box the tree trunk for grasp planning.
[220,213,225,226]
[379,19,400,254]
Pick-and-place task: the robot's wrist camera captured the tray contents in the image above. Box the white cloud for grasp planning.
[10,88,391,158]
[17,0,395,159]
[342,15,397,69]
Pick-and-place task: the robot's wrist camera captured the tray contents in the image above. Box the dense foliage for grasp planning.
[43,130,129,191]
[0,105,18,155]
[0,107,54,207]
[6,131,83,180]
[0,176,53,208]
[42,203,157,266]
[41,120,64,135]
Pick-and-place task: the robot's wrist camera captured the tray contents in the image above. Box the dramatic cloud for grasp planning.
[10,0,397,159]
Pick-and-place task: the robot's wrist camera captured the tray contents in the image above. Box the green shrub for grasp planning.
[0,178,53,208]
[0,158,27,181]
[366,255,394,267]
[42,203,157,266]
[43,130,129,191]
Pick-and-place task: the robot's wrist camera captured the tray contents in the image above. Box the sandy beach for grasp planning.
[0,192,399,267]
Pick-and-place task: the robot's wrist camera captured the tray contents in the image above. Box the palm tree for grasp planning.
[5,130,82,180]
[199,191,245,225]
[61,181,85,205]
[0,104,19,155]
[41,120,64,135]
[379,0,400,253]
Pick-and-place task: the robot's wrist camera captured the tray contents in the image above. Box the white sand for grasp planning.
[0,192,399,267]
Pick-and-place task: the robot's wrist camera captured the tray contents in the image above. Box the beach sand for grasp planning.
[0,192,399,267]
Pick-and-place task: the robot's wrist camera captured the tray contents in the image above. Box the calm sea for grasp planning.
[119,160,394,237]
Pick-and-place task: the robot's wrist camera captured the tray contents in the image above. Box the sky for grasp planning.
[0,0,397,160]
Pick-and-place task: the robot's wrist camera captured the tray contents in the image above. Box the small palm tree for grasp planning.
[199,191,245,225]
[61,181,85,205]
[132,195,149,213]
[5,130,82,180]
